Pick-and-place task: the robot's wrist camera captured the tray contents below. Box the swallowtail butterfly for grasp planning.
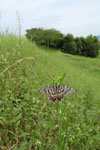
[39,85,76,102]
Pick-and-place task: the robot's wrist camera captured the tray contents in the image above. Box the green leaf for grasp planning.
[20,132,30,138]
[11,114,22,123]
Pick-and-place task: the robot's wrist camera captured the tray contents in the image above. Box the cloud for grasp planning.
[0,0,100,37]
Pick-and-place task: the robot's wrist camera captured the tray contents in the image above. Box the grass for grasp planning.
[0,33,100,150]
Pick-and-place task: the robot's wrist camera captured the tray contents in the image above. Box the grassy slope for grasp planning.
[0,34,100,149]
[0,34,100,98]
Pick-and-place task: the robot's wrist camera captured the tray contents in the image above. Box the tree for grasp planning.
[62,34,74,53]
[80,37,87,56]
[25,28,99,58]
[26,28,46,45]
[85,35,99,57]
[69,41,77,54]
[44,29,63,49]
[86,43,98,57]
[74,37,82,55]
[25,28,63,49]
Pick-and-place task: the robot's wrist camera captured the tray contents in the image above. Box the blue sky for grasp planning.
[0,0,100,37]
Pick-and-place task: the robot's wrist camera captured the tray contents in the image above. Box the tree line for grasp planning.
[25,28,99,57]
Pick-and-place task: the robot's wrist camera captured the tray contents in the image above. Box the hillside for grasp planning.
[0,34,100,149]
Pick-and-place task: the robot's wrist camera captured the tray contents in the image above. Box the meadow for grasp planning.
[0,33,100,150]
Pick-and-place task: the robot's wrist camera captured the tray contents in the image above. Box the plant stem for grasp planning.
[58,102,62,150]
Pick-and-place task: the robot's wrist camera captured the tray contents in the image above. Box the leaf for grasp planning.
[20,132,30,138]
[18,141,27,150]
[56,73,66,84]
[11,114,22,123]
[19,102,27,108]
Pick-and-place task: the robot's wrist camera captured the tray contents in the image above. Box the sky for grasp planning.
[0,0,100,37]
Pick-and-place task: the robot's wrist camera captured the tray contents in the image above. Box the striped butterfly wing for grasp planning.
[39,85,58,102]
[56,85,76,101]
[39,85,76,102]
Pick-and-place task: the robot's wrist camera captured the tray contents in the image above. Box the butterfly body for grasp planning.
[39,85,76,102]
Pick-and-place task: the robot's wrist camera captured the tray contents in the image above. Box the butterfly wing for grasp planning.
[60,85,76,97]
[56,85,76,101]
[39,85,76,102]
[39,85,57,102]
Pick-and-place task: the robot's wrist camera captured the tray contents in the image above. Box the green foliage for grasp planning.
[80,37,87,56]
[26,28,63,49]
[56,73,66,85]
[74,37,82,55]
[0,33,100,149]
[26,28,99,58]
[86,43,98,57]
[62,34,75,54]
[63,34,74,42]
[85,35,99,57]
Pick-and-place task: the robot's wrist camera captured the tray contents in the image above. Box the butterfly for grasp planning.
[39,85,76,102]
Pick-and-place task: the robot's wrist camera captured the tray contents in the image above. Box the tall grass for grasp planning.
[0,32,100,149]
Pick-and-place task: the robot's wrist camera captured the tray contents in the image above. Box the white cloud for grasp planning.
[0,0,100,37]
